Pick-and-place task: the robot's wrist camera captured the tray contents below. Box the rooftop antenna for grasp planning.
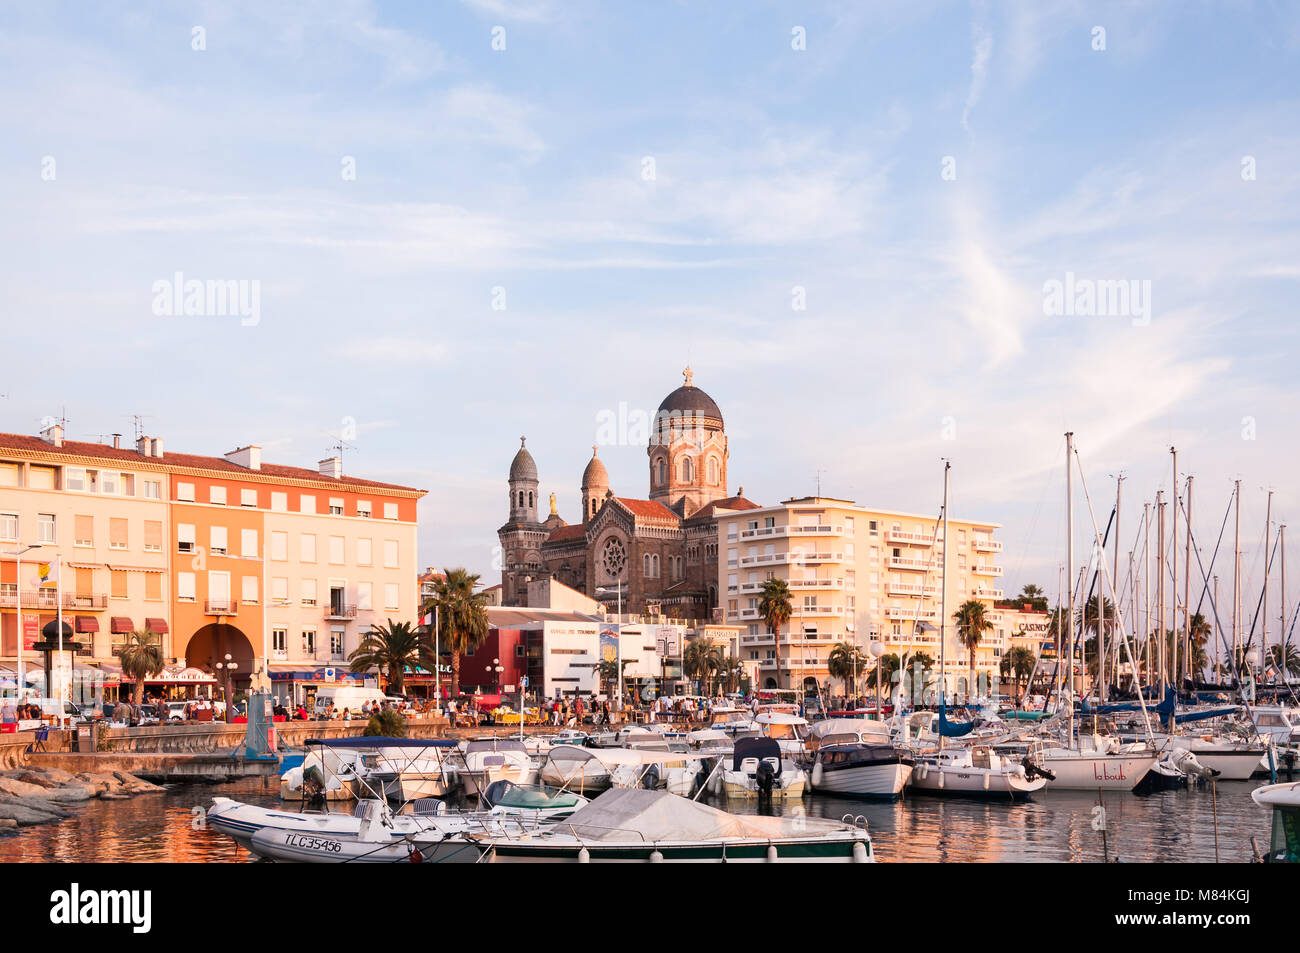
[127,414,152,442]
[815,468,827,497]
[326,431,355,470]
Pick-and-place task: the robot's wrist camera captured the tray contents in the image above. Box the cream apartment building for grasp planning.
[718,496,1007,698]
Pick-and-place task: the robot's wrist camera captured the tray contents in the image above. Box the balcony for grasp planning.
[885,529,934,546]
[887,556,930,572]
[325,603,358,621]
[887,581,938,597]
[2,588,110,610]
[738,552,842,568]
[740,524,843,540]
[204,599,239,616]
[972,564,1003,577]
[884,605,938,621]
[973,587,1004,600]
[972,537,1002,553]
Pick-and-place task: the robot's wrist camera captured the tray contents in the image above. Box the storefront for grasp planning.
[113,664,218,702]
[269,665,374,709]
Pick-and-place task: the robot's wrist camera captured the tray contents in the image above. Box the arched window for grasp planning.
[655,457,666,486]
[708,457,719,484]
[652,554,660,577]
[643,553,651,575]
[528,492,533,508]
[517,491,524,508]
[681,457,693,482]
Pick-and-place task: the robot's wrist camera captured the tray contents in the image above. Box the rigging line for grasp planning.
[1238,532,1282,656]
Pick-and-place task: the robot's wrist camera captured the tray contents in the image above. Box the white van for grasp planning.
[313,685,387,718]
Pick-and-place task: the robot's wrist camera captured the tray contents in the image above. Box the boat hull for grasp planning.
[909,762,1046,799]
[478,836,871,863]
[249,828,485,864]
[721,775,807,800]
[1036,751,1155,791]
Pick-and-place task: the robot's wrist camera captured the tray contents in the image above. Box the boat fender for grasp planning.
[983,772,990,791]
[916,764,927,781]
[649,849,664,863]
[408,846,424,863]
[578,848,590,863]
[811,760,824,789]
[938,768,944,790]
[852,841,868,864]
[766,844,778,863]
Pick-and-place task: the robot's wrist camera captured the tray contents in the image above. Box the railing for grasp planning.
[887,582,938,596]
[887,557,929,571]
[738,551,842,567]
[974,588,1004,600]
[972,538,1003,553]
[885,530,935,546]
[204,599,239,615]
[972,564,1003,576]
[1,589,111,610]
[884,606,937,620]
[325,604,358,620]
[740,524,843,539]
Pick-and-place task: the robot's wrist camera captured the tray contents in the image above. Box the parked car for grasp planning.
[165,701,189,722]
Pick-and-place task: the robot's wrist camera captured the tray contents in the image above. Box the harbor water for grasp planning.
[0,776,1272,863]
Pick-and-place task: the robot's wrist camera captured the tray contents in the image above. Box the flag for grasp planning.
[34,560,59,587]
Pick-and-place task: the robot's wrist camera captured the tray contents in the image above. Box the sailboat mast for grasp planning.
[1065,432,1075,739]
[939,460,950,753]
[1183,475,1193,686]
[1170,448,1178,693]
[1144,502,1151,688]
[1263,489,1272,674]
[1233,479,1242,684]
[1282,524,1288,657]
[1156,492,1166,694]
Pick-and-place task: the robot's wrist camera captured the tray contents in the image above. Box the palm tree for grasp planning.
[347,619,429,696]
[1017,584,1048,611]
[1186,613,1212,680]
[953,599,994,699]
[826,641,865,697]
[683,637,720,694]
[758,578,792,689]
[1000,645,1037,706]
[429,567,490,698]
[717,655,745,695]
[117,630,165,708]
[864,652,902,691]
[1267,643,1300,678]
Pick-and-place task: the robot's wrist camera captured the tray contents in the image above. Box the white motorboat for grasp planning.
[541,744,707,796]
[1251,780,1300,863]
[718,736,807,800]
[806,718,914,799]
[468,787,873,863]
[278,748,363,802]
[539,743,614,792]
[458,737,538,798]
[909,744,1048,799]
[364,740,461,801]
[1156,732,1271,782]
[1027,732,1157,792]
[755,711,810,758]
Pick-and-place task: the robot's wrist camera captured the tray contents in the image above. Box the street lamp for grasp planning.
[215,654,238,723]
[1,542,42,706]
[486,657,504,692]
[869,640,886,716]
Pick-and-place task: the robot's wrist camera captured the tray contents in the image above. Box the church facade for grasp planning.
[497,369,759,619]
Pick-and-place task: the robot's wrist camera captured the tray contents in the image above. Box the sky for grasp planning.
[1,1,1299,638]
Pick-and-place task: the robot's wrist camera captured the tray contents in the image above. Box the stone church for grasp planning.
[497,369,759,619]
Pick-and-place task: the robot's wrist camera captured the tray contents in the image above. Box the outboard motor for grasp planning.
[755,759,776,798]
[1021,755,1056,782]
[641,764,661,791]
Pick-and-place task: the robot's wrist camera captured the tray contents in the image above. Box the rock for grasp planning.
[113,771,163,793]
[32,766,75,783]
[37,783,95,803]
[0,802,63,825]
[0,818,16,830]
[11,796,73,817]
[0,777,49,799]
[16,772,57,789]
[74,773,124,793]
[97,792,131,800]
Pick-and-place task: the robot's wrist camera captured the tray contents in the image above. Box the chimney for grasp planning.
[136,435,152,457]
[318,456,342,479]
[151,437,164,458]
[225,445,261,471]
[111,433,122,450]
[40,423,64,448]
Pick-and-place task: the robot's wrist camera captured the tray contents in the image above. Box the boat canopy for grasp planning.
[544,744,694,768]
[732,736,781,770]
[811,717,890,739]
[464,738,527,753]
[755,712,807,726]
[937,706,975,738]
[304,736,459,748]
[561,788,831,842]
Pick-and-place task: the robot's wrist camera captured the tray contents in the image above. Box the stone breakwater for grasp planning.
[0,767,163,830]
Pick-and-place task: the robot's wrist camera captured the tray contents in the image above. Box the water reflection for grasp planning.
[0,777,1271,863]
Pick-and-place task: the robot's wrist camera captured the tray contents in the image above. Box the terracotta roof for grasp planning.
[615,498,680,521]
[687,495,762,519]
[548,524,588,542]
[0,432,424,495]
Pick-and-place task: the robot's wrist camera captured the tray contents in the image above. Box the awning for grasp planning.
[121,665,216,684]
[75,616,100,634]
[145,618,168,634]
[110,617,134,634]
[268,668,367,683]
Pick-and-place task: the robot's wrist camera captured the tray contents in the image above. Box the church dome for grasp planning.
[509,437,538,482]
[581,446,609,488]
[657,366,723,423]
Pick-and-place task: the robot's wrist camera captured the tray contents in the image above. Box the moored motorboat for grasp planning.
[806,718,913,799]
[909,744,1048,799]
[719,736,807,800]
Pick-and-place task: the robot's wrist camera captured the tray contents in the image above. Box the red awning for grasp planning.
[145,617,168,634]
[75,615,100,634]
[110,617,134,634]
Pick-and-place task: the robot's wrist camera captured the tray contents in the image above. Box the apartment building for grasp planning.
[717,496,1005,697]
[0,424,425,706]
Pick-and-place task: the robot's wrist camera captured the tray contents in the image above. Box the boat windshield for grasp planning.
[1270,806,1300,863]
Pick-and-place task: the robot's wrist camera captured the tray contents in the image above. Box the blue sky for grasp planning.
[2,1,1298,621]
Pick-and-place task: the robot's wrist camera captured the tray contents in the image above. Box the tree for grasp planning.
[429,567,490,698]
[363,708,406,737]
[953,599,994,699]
[826,641,866,696]
[347,619,429,696]
[1017,584,1048,611]
[1267,643,1300,678]
[717,655,745,695]
[863,652,902,692]
[683,637,721,695]
[758,578,792,689]
[117,630,165,708]
[1000,645,1037,705]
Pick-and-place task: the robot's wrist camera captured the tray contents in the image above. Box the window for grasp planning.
[300,494,316,515]
[111,570,129,600]
[383,539,398,568]
[29,467,55,490]
[271,492,287,512]
[75,515,94,547]
[384,583,399,609]
[356,501,371,518]
[846,516,854,536]
[357,538,372,565]
[271,577,288,603]
[0,513,16,541]
[101,471,119,495]
[272,628,287,657]
[241,528,258,558]
[109,518,128,550]
[302,630,316,655]
[383,502,398,520]
[240,488,257,507]
[301,533,317,563]
[145,572,162,601]
[301,578,317,607]
[241,575,258,604]
[177,572,196,601]
[270,531,287,561]
[177,523,196,553]
[65,468,86,492]
[329,535,345,564]
[177,482,195,502]
[210,526,228,556]
[868,520,878,535]
[357,581,372,611]
[330,628,344,657]
[329,498,344,515]
[143,480,161,500]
